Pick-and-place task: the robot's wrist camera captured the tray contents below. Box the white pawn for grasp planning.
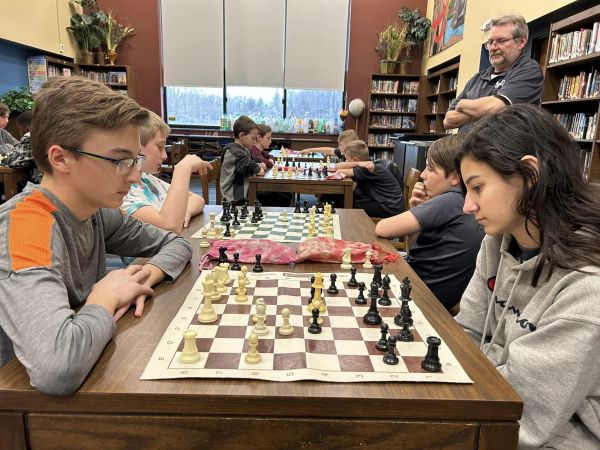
[244,332,262,364]
[240,266,249,284]
[207,212,217,238]
[253,302,268,336]
[236,274,248,302]
[278,308,294,336]
[281,210,289,222]
[215,267,227,293]
[199,227,210,248]
[215,226,223,239]
[363,250,373,269]
[340,247,353,270]
[252,298,266,323]
[180,329,201,364]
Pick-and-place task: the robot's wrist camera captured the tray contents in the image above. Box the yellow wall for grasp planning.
[423,0,576,91]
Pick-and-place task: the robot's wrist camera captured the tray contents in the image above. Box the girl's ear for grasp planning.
[521,155,539,174]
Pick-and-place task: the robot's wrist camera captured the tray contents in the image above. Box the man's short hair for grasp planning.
[338,129,359,145]
[31,76,149,175]
[428,134,465,177]
[233,115,258,138]
[257,124,272,137]
[491,14,528,42]
[0,103,9,118]
[140,110,171,146]
[344,140,370,161]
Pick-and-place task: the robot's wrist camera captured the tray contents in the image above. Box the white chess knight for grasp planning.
[281,210,289,222]
[340,247,353,270]
[363,250,373,269]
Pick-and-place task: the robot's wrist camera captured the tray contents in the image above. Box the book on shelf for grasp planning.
[401,116,415,129]
[373,150,393,160]
[548,22,600,64]
[557,70,600,100]
[431,101,438,114]
[429,119,436,133]
[554,112,598,139]
[401,80,420,94]
[407,99,417,112]
[580,148,593,180]
[448,76,458,91]
[62,68,72,77]
[27,56,48,94]
[371,79,399,93]
[367,133,394,147]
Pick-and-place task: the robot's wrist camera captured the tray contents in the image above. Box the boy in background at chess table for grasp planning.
[295,129,358,161]
[456,104,600,449]
[375,135,484,312]
[220,115,266,205]
[0,102,18,156]
[0,76,192,395]
[3,110,43,184]
[121,110,212,233]
[335,139,404,218]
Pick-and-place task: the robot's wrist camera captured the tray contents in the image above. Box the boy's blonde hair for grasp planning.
[31,76,149,174]
[338,129,358,145]
[427,134,465,177]
[343,140,370,161]
[140,110,171,146]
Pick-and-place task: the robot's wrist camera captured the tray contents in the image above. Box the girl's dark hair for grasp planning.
[257,124,272,137]
[456,103,600,285]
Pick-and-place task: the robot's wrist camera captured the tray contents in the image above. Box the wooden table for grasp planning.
[0,166,28,200]
[248,170,354,209]
[0,207,522,449]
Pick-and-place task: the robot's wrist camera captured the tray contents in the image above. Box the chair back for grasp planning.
[404,167,422,211]
[200,158,222,205]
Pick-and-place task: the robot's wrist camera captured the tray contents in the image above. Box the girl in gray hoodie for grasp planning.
[455,104,600,450]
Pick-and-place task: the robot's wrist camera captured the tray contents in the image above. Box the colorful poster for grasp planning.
[430,0,466,56]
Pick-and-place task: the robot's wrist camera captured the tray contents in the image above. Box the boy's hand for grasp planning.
[88,265,153,320]
[409,181,429,208]
[357,161,375,172]
[177,155,213,176]
[259,162,267,172]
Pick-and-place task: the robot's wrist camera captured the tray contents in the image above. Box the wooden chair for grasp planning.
[159,140,187,180]
[404,167,422,211]
[200,158,222,205]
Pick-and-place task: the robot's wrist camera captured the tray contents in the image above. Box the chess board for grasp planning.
[271,164,333,180]
[142,271,472,383]
[191,211,342,242]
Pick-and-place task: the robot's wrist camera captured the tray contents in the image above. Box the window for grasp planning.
[165,87,223,127]
[226,86,283,120]
[286,89,344,126]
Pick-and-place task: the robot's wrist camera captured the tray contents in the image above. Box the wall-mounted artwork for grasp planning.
[430,0,466,56]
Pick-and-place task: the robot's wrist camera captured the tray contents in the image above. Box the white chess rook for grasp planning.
[180,330,201,364]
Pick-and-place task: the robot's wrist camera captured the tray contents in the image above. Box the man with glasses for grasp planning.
[443,14,543,133]
[0,76,192,395]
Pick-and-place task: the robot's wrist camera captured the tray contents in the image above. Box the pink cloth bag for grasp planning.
[199,239,296,270]
[295,237,400,264]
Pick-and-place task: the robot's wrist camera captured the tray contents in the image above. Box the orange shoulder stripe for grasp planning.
[9,190,58,271]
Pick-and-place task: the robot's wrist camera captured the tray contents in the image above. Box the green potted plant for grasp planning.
[67,0,107,65]
[375,24,406,74]
[0,87,35,138]
[397,7,431,71]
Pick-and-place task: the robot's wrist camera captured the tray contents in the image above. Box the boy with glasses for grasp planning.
[443,14,543,133]
[0,76,192,395]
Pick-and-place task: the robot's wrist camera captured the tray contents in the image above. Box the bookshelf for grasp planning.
[76,64,136,100]
[542,3,600,180]
[366,74,420,160]
[27,56,77,94]
[416,62,460,134]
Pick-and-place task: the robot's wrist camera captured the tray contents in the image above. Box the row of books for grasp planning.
[371,150,394,160]
[448,76,458,91]
[554,112,598,140]
[580,148,593,180]
[370,98,417,112]
[428,118,437,133]
[548,23,600,63]
[366,133,394,147]
[371,80,419,94]
[556,69,600,100]
[369,115,416,129]
[79,70,127,85]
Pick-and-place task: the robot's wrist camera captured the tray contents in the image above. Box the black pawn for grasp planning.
[310,275,315,303]
[375,323,389,351]
[218,247,228,264]
[355,281,367,305]
[347,267,358,288]
[223,222,231,237]
[240,202,249,219]
[396,321,414,342]
[232,208,240,226]
[253,254,264,272]
[308,307,322,334]
[421,336,442,372]
[322,166,328,177]
[327,273,338,295]
[372,264,383,287]
[363,282,382,325]
[378,274,391,306]
[330,202,336,213]
[383,336,399,365]
[316,201,324,214]
[303,200,309,214]
[308,167,313,177]
[250,212,259,223]
[231,252,241,271]
[294,203,301,213]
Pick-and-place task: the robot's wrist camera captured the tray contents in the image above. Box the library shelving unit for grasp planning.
[416,61,459,134]
[366,73,421,160]
[542,3,600,180]
[27,55,77,93]
[76,64,136,100]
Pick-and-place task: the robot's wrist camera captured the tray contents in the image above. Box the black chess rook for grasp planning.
[421,336,442,372]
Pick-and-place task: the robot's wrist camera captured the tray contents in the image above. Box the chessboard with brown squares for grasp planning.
[141,268,472,384]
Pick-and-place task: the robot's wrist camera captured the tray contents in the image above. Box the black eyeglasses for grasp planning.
[484,37,518,50]
[62,147,145,174]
